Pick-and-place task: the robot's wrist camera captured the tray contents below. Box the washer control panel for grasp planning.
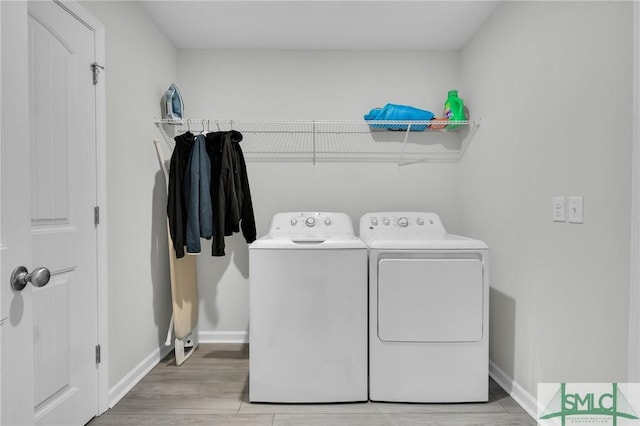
[360,212,446,240]
[270,212,355,237]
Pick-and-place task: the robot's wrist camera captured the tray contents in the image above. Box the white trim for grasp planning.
[108,345,173,409]
[489,361,538,420]
[0,0,4,418]
[92,11,109,418]
[0,0,3,330]
[629,0,640,383]
[52,0,109,415]
[198,330,249,344]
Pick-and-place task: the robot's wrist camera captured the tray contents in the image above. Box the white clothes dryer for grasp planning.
[249,212,368,403]
[360,212,489,403]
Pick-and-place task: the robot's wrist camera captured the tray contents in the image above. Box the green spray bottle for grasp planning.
[443,90,465,130]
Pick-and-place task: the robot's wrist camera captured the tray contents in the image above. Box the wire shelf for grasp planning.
[154,119,480,165]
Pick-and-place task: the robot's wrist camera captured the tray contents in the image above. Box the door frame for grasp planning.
[629,0,640,382]
[50,0,109,416]
[0,2,32,423]
[0,0,4,416]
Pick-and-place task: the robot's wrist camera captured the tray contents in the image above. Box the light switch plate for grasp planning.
[567,196,584,224]
[552,196,566,222]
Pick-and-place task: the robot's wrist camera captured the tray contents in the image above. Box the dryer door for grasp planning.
[378,258,483,342]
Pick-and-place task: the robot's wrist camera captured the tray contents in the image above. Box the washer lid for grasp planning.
[250,237,366,250]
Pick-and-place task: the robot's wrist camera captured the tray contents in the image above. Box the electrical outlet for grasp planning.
[567,196,584,224]
[552,196,566,222]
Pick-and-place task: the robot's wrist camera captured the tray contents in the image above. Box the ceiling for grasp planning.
[139,1,500,50]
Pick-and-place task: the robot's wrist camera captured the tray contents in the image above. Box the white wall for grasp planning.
[176,49,464,337]
[79,1,177,390]
[459,0,633,404]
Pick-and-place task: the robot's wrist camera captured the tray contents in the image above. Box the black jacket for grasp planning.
[205,131,256,256]
[167,132,195,258]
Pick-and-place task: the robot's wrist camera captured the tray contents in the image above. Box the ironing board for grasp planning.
[155,139,199,366]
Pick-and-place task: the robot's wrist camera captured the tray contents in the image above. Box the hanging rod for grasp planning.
[155,119,477,139]
[154,118,475,131]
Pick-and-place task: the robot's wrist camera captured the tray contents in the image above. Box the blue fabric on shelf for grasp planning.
[364,103,434,131]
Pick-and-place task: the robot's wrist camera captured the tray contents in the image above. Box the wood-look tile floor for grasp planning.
[89,344,535,426]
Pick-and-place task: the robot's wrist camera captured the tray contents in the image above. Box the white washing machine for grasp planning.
[360,212,489,403]
[249,212,368,403]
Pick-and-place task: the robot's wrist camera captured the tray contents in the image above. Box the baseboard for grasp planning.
[108,345,173,408]
[489,360,539,419]
[198,330,248,343]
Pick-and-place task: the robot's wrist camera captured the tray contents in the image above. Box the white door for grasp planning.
[1,1,99,424]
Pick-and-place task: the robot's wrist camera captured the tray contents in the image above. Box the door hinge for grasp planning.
[94,206,100,226]
[91,62,104,85]
[95,344,101,364]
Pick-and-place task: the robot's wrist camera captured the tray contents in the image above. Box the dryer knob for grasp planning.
[398,217,408,227]
[383,218,390,226]
[416,217,424,226]
[371,218,378,226]
[290,218,298,226]
[305,217,316,227]
[324,218,332,226]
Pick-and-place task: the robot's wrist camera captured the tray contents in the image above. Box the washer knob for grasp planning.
[290,218,298,226]
[383,218,390,226]
[371,218,378,226]
[416,217,424,226]
[398,217,408,227]
[324,218,332,226]
[305,217,316,227]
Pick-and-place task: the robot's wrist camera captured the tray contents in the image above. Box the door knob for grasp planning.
[10,266,51,291]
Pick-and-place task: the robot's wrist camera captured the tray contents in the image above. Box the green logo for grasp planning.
[540,383,639,426]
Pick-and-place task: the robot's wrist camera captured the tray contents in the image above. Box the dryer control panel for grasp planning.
[269,212,355,238]
[359,212,447,241]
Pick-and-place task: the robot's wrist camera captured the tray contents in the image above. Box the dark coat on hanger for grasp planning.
[167,131,195,258]
[206,130,257,256]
